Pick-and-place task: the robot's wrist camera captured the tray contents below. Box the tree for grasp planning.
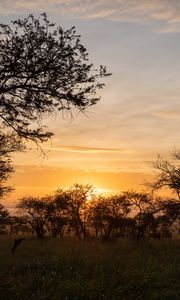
[0,13,111,143]
[17,196,47,239]
[105,194,132,238]
[0,132,24,197]
[157,199,180,237]
[9,215,31,235]
[55,184,94,238]
[124,191,158,239]
[0,203,10,234]
[87,195,109,238]
[44,195,67,238]
[148,151,180,200]
[88,194,132,239]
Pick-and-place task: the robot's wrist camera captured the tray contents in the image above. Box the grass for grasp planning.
[0,236,180,300]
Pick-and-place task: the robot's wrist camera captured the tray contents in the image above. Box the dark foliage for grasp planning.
[0,132,24,197]
[17,197,47,239]
[0,203,10,234]
[6,184,179,240]
[147,150,180,200]
[0,13,111,143]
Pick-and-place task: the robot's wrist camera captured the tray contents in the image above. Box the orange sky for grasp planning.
[2,1,180,209]
[8,165,151,196]
[6,142,153,207]
[4,163,152,212]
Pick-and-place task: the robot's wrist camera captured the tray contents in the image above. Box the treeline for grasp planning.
[1,184,180,240]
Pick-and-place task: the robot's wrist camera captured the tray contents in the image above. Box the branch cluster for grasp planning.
[0,13,111,142]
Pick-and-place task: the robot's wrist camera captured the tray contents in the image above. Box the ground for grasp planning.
[0,236,180,300]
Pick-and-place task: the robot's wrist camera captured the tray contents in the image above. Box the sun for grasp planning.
[93,188,106,195]
[86,187,107,201]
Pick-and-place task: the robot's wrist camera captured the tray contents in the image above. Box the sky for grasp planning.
[1,0,180,206]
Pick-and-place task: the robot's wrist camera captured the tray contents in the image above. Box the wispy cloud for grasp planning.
[43,145,131,154]
[1,0,180,32]
[153,110,180,119]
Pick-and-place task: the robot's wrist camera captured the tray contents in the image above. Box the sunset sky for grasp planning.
[1,0,180,206]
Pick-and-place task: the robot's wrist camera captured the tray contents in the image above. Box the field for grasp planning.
[0,237,180,300]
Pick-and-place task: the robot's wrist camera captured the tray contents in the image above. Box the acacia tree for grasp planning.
[156,199,180,238]
[87,196,108,238]
[88,195,131,239]
[55,184,94,238]
[17,196,47,239]
[0,13,110,143]
[124,191,158,239]
[44,195,67,237]
[0,132,24,197]
[148,151,180,200]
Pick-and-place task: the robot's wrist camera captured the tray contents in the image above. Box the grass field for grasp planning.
[0,236,180,300]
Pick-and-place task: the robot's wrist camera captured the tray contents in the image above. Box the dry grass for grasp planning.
[0,236,180,299]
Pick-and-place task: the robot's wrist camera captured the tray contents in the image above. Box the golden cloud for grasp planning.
[44,145,132,154]
[1,0,180,32]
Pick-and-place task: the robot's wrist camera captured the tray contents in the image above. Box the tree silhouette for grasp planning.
[0,13,111,143]
[9,215,30,235]
[124,191,158,239]
[158,199,180,237]
[44,195,67,237]
[0,203,10,234]
[17,197,47,239]
[0,133,24,197]
[148,151,180,200]
[87,196,107,238]
[55,184,94,238]
[13,186,180,240]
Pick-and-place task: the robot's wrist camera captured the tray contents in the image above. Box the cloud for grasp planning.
[153,110,180,119]
[8,165,149,195]
[43,145,131,154]
[1,0,180,32]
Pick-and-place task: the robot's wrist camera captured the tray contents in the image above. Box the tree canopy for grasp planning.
[148,151,180,200]
[14,185,180,240]
[0,133,24,197]
[0,13,111,143]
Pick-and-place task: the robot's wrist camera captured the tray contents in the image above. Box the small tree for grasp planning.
[87,196,108,238]
[0,13,110,143]
[17,196,47,239]
[157,199,180,237]
[124,191,158,239]
[0,203,10,234]
[44,195,67,238]
[148,151,180,200]
[55,184,94,238]
[88,194,131,239]
[9,215,31,235]
[106,195,132,238]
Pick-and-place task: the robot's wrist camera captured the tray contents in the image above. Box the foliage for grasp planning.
[17,196,47,239]
[0,13,111,143]
[148,150,180,200]
[0,132,24,197]
[0,203,9,234]
[0,12,110,199]
[11,184,180,240]
[8,215,31,235]
[44,195,67,238]
[55,184,94,238]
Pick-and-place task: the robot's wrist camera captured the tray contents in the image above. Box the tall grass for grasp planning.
[0,236,180,299]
